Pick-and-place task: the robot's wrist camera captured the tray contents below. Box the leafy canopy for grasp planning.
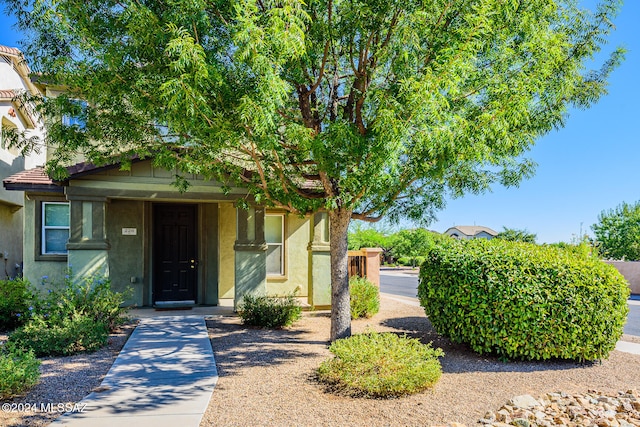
[592,201,640,261]
[495,227,537,243]
[4,0,623,222]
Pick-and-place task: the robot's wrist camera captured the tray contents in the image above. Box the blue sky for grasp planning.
[1,2,637,243]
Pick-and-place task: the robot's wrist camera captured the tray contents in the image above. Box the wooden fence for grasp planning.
[347,248,383,287]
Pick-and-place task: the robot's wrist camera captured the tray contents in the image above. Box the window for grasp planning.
[265,214,284,276]
[42,202,70,255]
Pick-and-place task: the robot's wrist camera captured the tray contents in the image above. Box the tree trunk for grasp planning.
[329,208,352,342]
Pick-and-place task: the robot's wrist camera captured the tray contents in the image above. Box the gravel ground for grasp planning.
[201,295,640,427]
[0,323,136,427]
[1,297,638,427]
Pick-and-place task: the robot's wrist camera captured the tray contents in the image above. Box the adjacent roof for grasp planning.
[2,166,62,192]
[0,45,22,57]
[2,157,140,193]
[445,225,498,237]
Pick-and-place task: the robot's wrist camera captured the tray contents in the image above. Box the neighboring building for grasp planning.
[0,45,47,279]
[444,225,497,240]
[4,158,334,309]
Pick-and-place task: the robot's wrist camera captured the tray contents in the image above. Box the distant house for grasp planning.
[0,45,46,278]
[444,225,497,240]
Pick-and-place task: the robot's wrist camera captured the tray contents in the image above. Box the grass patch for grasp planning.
[317,332,444,398]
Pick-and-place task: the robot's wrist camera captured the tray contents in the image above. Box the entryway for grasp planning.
[153,204,198,305]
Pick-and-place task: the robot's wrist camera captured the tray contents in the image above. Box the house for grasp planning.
[3,157,335,309]
[0,45,47,279]
[444,225,497,240]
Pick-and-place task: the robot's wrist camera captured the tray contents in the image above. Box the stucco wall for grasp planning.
[106,199,146,306]
[218,203,236,299]
[22,196,68,290]
[606,261,640,295]
[0,203,23,279]
[266,213,310,297]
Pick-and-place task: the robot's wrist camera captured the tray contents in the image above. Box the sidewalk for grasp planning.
[51,316,217,427]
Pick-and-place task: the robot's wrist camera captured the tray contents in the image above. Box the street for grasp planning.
[380,271,640,337]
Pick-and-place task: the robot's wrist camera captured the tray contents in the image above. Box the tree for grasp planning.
[592,201,640,261]
[347,224,390,251]
[5,0,623,341]
[495,227,537,244]
[391,229,440,267]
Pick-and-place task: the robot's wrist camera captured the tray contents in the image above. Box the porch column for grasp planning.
[66,196,110,279]
[308,212,331,308]
[234,205,267,308]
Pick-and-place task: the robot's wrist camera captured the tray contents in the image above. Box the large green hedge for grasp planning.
[418,239,629,361]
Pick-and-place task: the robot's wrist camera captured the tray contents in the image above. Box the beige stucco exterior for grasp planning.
[0,45,47,279]
[266,213,310,297]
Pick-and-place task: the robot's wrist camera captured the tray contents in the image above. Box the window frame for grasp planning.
[265,213,286,277]
[38,201,70,260]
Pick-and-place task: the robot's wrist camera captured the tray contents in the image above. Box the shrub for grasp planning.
[40,273,130,331]
[0,279,36,331]
[349,276,380,319]
[0,342,40,399]
[317,332,444,398]
[9,313,109,357]
[238,293,302,328]
[419,239,630,361]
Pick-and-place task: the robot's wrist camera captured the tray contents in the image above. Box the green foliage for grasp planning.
[0,279,35,331]
[238,294,302,328]
[397,256,426,267]
[495,227,537,243]
[4,1,622,224]
[348,224,390,251]
[391,229,442,266]
[349,277,380,319]
[9,313,109,357]
[5,0,624,342]
[0,342,40,399]
[39,273,130,332]
[7,274,129,357]
[418,239,629,361]
[317,332,444,398]
[592,201,640,260]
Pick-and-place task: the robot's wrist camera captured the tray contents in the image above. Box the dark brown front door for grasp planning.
[153,204,197,303]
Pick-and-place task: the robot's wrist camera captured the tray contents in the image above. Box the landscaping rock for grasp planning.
[474,390,640,427]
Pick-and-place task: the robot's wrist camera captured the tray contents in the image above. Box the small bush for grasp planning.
[39,273,130,332]
[317,332,444,398]
[0,342,40,399]
[9,313,109,357]
[350,276,380,319]
[238,293,302,328]
[419,239,630,361]
[0,279,36,331]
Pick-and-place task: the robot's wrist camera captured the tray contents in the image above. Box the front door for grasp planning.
[153,204,197,303]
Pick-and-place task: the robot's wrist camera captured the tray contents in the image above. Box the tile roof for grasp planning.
[0,45,22,57]
[0,89,16,100]
[2,167,62,192]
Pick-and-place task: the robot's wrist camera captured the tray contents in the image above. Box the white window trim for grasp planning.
[266,213,285,277]
[42,202,70,255]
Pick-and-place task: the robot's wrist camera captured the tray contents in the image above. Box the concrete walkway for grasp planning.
[51,316,217,427]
